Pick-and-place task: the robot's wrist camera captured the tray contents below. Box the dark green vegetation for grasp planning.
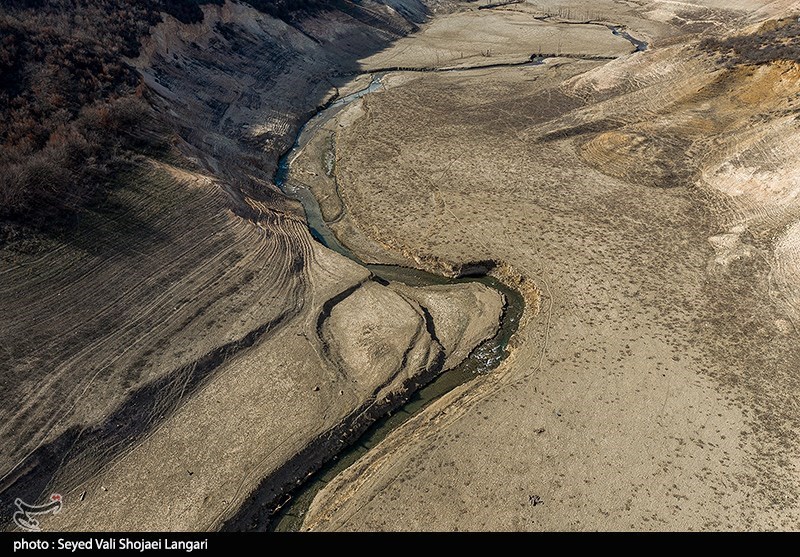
[701,15,800,67]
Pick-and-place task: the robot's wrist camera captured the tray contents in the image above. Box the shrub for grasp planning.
[0,0,335,227]
[700,16,800,66]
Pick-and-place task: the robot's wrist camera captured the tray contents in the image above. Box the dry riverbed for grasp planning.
[301,1,800,531]
[4,0,799,532]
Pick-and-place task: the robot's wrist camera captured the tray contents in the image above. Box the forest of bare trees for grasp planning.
[0,0,333,231]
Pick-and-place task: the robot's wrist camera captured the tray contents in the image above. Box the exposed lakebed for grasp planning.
[269,74,525,531]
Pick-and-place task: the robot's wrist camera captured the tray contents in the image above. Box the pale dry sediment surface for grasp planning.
[3,0,799,532]
[304,3,800,530]
[0,160,311,526]
[128,0,452,190]
[358,9,632,70]
[0,0,508,531]
[47,241,502,531]
[0,155,503,531]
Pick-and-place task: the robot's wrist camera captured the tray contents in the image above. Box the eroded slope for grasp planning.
[0,0,503,531]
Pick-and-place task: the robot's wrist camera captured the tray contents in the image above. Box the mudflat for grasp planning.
[0,1,505,531]
[303,1,800,530]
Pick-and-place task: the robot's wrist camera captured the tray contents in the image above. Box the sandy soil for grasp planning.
[303,2,800,531]
[5,0,800,533]
[1,153,503,531]
[0,0,503,531]
[359,10,632,70]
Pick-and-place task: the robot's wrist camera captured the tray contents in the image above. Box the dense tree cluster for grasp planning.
[701,16,800,67]
[0,0,334,226]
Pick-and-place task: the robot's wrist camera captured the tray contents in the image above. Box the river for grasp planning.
[261,20,647,528]
[269,73,525,531]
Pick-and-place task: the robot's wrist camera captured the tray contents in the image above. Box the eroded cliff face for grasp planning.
[0,0,501,532]
[133,2,416,186]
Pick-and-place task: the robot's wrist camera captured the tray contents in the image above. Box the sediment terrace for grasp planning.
[0,0,507,531]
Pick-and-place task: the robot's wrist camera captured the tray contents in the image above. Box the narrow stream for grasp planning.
[274,73,385,257]
[269,74,524,531]
[269,270,523,532]
[263,21,646,529]
[609,25,649,52]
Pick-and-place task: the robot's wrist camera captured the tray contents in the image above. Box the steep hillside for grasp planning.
[6,0,798,533]
[0,0,429,227]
